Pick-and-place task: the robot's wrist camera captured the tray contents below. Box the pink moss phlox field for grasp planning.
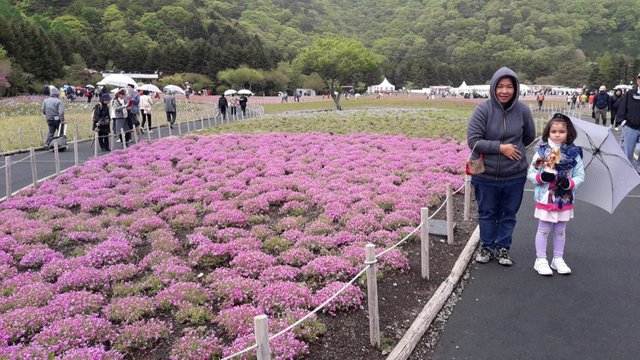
[0,133,466,357]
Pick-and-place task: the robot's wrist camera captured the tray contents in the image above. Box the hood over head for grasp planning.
[48,86,60,97]
[489,67,520,111]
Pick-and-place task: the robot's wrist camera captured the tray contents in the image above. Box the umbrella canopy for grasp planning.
[139,84,162,93]
[97,74,138,88]
[85,84,95,88]
[224,89,237,96]
[237,89,253,96]
[569,115,640,213]
[164,85,185,95]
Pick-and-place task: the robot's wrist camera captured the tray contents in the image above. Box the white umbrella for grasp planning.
[237,89,253,96]
[139,84,162,93]
[85,84,95,88]
[568,115,640,213]
[96,74,137,88]
[164,85,185,95]
[224,89,237,96]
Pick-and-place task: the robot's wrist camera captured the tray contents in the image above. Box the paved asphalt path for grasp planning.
[0,110,257,199]
[432,129,640,360]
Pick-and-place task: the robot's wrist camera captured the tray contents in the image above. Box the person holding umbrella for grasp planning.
[239,94,248,116]
[527,113,585,275]
[467,67,537,266]
[111,89,129,146]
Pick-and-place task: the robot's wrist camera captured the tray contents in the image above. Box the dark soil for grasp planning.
[307,193,478,359]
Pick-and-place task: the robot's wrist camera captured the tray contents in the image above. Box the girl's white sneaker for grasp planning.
[534,258,553,276]
[550,257,572,274]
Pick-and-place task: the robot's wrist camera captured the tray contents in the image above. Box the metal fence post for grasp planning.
[53,142,60,176]
[5,156,12,199]
[94,132,98,157]
[121,129,127,149]
[30,148,37,188]
[73,135,79,166]
[18,127,23,151]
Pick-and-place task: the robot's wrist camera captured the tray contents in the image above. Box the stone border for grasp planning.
[386,225,480,360]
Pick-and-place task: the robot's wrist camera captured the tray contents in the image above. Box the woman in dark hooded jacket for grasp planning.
[611,88,624,129]
[467,67,537,266]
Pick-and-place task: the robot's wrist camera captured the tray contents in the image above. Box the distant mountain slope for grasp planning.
[3,0,640,87]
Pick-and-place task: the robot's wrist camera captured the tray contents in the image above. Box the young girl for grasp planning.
[527,113,585,275]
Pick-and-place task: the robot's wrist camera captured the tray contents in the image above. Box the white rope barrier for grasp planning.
[221,266,370,360]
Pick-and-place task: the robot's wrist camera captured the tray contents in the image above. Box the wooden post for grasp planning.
[168,124,173,136]
[207,115,212,128]
[132,127,139,144]
[446,184,454,244]
[5,156,11,199]
[178,121,182,135]
[157,125,162,139]
[74,123,79,141]
[420,208,430,280]
[464,175,471,221]
[201,116,204,129]
[120,129,127,149]
[146,124,151,142]
[254,315,270,360]
[18,127,23,151]
[94,132,98,157]
[73,135,79,166]
[53,142,60,176]
[39,128,45,146]
[186,119,191,132]
[365,244,380,348]
[110,132,115,152]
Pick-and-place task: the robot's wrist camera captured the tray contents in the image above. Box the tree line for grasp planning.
[2,0,640,96]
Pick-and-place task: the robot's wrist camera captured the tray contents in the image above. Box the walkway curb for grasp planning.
[386,225,480,360]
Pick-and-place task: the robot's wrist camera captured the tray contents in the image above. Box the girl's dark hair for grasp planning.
[542,113,577,144]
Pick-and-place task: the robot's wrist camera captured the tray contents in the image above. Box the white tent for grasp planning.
[456,81,471,95]
[368,77,396,93]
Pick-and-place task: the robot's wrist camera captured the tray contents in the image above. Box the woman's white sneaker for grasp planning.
[534,258,553,276]
[550,257,572,274]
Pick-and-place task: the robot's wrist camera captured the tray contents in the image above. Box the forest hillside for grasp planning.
[1,0,640,92]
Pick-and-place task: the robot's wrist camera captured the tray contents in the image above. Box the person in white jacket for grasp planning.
[139,90,154,133]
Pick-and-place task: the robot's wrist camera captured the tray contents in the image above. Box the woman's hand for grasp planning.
[499,144,522,161]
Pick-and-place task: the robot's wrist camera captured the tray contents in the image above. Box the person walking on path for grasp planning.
[593,86,611,125]
[42,85,65,147]
[467,67,537,266]
[110,89,129,146]
[218,94,228,120]
[527,113,585,276]
[239,94,248,116]
[616,73,640,173]
[611,88,624,130]
[139,90,154,133]
[92,93,112,151]
[536,92,545,112]
[164,92,177,129]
